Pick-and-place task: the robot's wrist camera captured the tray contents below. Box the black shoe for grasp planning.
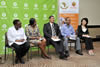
[15,58,19,64]
[64,51,70,58]
[59,55,65,59]
[76,50,83,55]
[19,58,25,64]
[59,52,66,59]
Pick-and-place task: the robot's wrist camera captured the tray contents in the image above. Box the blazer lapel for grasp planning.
[48,23,52,34]
[48,23,52,31]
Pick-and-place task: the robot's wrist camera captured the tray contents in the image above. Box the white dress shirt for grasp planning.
[7,26,27,46]
[50,22,53,28]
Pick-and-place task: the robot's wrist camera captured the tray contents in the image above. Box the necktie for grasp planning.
[51,24,56,36]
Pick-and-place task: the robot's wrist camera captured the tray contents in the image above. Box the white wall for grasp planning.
[79,0,100,25]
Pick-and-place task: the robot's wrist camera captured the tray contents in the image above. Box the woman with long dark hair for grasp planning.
[77,18,94,56]
[25,18,51,59]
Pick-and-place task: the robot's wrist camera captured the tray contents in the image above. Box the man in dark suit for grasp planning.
[43,16,69,59]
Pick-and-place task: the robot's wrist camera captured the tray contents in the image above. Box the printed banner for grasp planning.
[59,0,79,30]
[0,0,58,54]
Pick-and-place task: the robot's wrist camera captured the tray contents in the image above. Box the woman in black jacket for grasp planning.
[77,18,94,56]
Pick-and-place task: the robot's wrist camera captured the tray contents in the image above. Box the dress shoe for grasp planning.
[76,50,83,55]
[15,58,19,64]
[64,51,70,58]
[59,52,66,59]
[19,58,25,64]
[59,55,65,59]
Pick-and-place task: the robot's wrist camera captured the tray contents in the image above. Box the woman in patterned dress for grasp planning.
[25,18,51,59]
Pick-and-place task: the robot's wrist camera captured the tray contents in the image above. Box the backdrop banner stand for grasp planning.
[58,0,79,31]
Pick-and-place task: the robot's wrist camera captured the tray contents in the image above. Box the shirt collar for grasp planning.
[13,26,21,31]
[65,24,71,27]
[49,22,54,26]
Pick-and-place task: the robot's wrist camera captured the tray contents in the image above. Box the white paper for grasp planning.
[51,38,61,41]
[69,35,77,40]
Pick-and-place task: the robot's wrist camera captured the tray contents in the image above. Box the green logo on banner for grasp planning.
[0,0,58,54]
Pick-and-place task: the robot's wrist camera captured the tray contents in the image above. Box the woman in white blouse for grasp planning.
[77,18,94,56]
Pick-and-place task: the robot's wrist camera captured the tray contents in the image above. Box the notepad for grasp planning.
[69,35,77,40]
[51,38,61,41]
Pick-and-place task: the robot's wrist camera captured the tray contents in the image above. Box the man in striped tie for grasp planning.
[43,16,69,59]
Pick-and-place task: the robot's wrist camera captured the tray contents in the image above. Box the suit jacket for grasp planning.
[43,22,63,40]
[77,25,89,38]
